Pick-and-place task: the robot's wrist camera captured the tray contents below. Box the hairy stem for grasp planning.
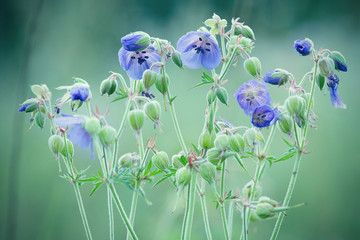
[220,161,230,240]
[196,182,212,240]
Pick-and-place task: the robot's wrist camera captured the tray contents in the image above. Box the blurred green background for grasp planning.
[1,0,360,239]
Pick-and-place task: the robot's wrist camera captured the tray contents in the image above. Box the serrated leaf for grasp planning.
[90,182,103,196]
[274,150,297,163]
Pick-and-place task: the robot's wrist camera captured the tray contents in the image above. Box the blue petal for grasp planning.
[121,34,143,51]
[180,49,203,69]
[54,115,84,127]
[201,39,222,70]
[330,85,346,109]
[68,125,92,149]
[118,47,133,71]
[177,31,203,53]
[251,105,274,128]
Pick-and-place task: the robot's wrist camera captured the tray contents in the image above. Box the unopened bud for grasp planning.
[100,78,118,96]
[152,151,170,171]
[48,135,65,155]
[318,57,335,77]
[207,89,216,105]
[285,95,306,116]
[84,118,101,135]
[216,87,228,105]
[119,152,140,168]
[99,126,116,146]
[175,167,191,187]
[155,73,169,95]
[329,51,347,72]
[229,134,245,152]
[199,162,216,183]
[255,203,275,219]
[121,31,150,52]
[277,106,292,135]
[244,57,261,78]
[259,196,279,207]
[241,25,255,40]
[263,69,292,86]
[128,109,145,132]
[142,70,158,89]
[144,100,161,122]
[242,180,262,199]
[61,139,74,158]
[243,128,257,147]
[207,148,222,165]
[172,154,184,169]
[214,133,229,150]
[199,131,215,149]
[172,51,183,68]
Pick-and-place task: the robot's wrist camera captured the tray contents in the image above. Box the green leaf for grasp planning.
[274,150,297,163]
[282,138,294,148]
[35,113,45,129]
[149,169,162,177]
[90,182,103,196]
[179,155,188,166]
[143,159,153,177]
[193,72,215,88]
[152,172,176,188]
[112,88,128,102]
[169,96,177,103]
[97,171,104,178]
[192,144,201,155]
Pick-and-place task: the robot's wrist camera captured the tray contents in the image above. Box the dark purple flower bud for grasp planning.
[263,69,291,86]
[327,74,346,109]
[294,39,313,56]
[69,86,89,102]
[121,31,150,52]
[251,105,278,128]
[19,104,30,112]
[329,51,347,72]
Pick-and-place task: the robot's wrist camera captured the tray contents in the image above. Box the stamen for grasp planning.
[199,37,203,41]
[206,42,211,45]
[131,56,135,59]
[142,51,146,53]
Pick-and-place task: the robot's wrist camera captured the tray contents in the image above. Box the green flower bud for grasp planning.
[207,148,222,165]
[329,51,347,71]
[234,26,242,36]
[277,106,292,135]
[214,133,229,150]
[172,154,184,169]
[243,128,257,147]
[142,69,158,90]
[172,51,183,68]
[259,196,279,207]
[250,209,261,222]
[244,57,261,78]
[199,131,216,149]
[207,89,216,105]
[242,180,262,199]
[241,25,255,40]
[25,103,38,113]
[61,139,74,158]
[238,37,253,52]
[48,135,64,155]
[99,126,116,146]
[100,78,118,96]
[152,151,170,171]
[31,84,45,98]
[318,57,335,77]
[255,203,275,219]
[199,162,216,183]
[84,118,101,135]
[144,100,161,122]
[229,134,245,152]
[216,86,228,105]
[128,109,145,132]
[175,167,191,187]
[285,95,306,116]
[155,73,169,95]
[119,152,140,168]
[135,80,145,94]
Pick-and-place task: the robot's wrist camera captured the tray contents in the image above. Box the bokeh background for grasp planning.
[1,0,360,239]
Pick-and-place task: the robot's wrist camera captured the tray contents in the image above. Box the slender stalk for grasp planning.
[220,161,230,240]
[108,183,139,240]
[228,201,235,239]
[270,54,318,239]
[242,204,247,240]
[73,183,93,240]
[183,170,197,240]
[107,188,114,240]
[168,97,188,155]
[181,185,191,240]
[196,182,212,240]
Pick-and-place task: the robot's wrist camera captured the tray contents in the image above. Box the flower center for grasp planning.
[245,92,256,105]
[192,36,211,54]
[131,50,149,65]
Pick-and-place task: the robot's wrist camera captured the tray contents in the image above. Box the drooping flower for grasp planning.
[118,45,161,80]
[263,69,291,86]
[251,105,280,128]
[294,39,313,56]
[121,31,150,52]
[329,51,347,72]
[234,80,271,115]
[69,86,89,102]
[327,74,346,109]
[177,31,221,70]
[54,114,94,159]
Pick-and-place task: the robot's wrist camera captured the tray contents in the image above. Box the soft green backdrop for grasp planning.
[1,0,360,239]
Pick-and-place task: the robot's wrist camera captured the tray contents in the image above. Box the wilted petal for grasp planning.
[330,85,346,109]
[68,125,92,149]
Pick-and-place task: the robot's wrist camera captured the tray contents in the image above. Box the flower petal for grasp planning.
[330,85,346,109]
[180,49,203,69]
[68,125,92,149]
[177,31,203,53]
[201,40,222,70]
[54,115,84,127]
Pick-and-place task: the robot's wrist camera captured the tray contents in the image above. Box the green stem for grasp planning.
[220,161,230,240]
[107,187,114,240]
[219,49,237,82]
[242,204,247,240]
[73,183,93,240]
[196,182,212,240]
[168,96,188,155]
[181,185,191,240]
[228,201,235,240]
[183,170,197,240]
[108,183,138,240]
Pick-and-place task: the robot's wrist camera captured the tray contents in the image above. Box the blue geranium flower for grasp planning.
[121,31,150,52]
[327,74,346,109]
[234,80,271,115]
[54,114,94,159]
[177,31,221,70]
[118,45,161,80]
[70,86,89,102]
[294,39,312,56]
[251,105,280,128]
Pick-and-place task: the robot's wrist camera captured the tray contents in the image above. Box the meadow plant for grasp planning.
[19,13,348,240]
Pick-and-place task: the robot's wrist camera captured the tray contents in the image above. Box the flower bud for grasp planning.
[135,81,145,94]
[48,135,65,155]
[255,203,275,219]
[24,103,38,113]
[61,139,74,158]
[259,196,279,207]
[244,57,261,78]
[207,89,216,105]
[142,69,158,90]
[199,162,216,183]
[128,109,145,132]
[243,128,257,147]
[144,100,161,123]
[175,167,191,187]
[229,134,245,152]
[250,209,261,222]
[31,84,45,98]
[100,78,118,96]
[152,151,170,171]
[121,31,150,51]
[216,86,228,105]
[119,152,140,168]
[329,51,347,72]
[84,118,101,135]
[294,38,313,56]
[234,26,242,36]
[242,180,262,199]
[241,25,255,40]
[172,154,184,169]
[285,95,306,116]
[214,133,229,150]
[263,69,291,86]
[199,130,216,149]
[238,37,254,52]
[318,57,335,77]
[207,148,222,165]
[277,106,292,135]
[155,73,169,95]
[172,51,183,68]
[70,85,89,102]
[99,126,116,146]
